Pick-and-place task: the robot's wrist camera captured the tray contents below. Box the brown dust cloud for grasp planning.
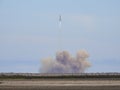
[40,50,91,73]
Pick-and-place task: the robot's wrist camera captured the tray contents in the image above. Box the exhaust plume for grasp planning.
[40,50,91,73]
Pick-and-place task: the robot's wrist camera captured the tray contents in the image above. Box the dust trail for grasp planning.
[40,50,91,73]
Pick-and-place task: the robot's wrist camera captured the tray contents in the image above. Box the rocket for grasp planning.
[59,15,62,22]
[59,15,62,28]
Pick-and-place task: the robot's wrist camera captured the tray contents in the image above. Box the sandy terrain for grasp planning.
[0,80,120,86]
[0,79,120,90]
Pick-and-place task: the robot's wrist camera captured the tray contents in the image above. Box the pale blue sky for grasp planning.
[0,0,120,73]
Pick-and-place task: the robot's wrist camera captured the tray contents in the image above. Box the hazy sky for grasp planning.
[0,0,120,73]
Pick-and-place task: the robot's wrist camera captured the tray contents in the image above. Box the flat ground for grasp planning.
[0,79,120,90]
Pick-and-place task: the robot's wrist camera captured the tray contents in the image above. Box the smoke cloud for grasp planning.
[40,50,91,73]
